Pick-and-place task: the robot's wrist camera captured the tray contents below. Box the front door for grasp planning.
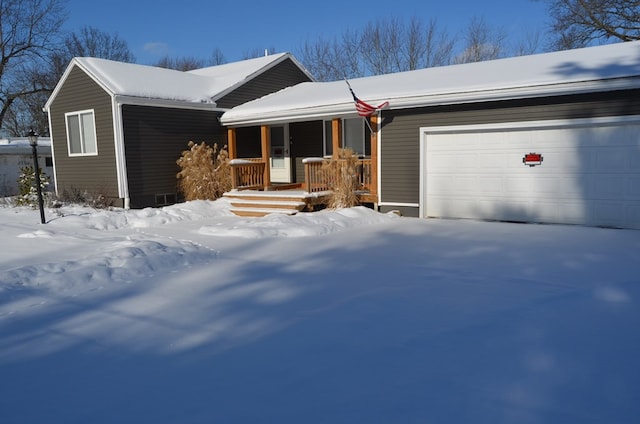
[269,125,292,183]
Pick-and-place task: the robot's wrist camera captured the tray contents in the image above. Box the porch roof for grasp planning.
[220,41,640,126]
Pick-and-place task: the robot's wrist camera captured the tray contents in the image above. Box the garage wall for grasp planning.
[379,89,640,216]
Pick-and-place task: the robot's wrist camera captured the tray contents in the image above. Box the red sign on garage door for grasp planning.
[523,153,543,167]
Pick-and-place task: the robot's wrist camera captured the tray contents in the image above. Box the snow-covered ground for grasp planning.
[1,199,638,424]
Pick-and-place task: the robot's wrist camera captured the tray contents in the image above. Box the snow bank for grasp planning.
[1,199,638,424]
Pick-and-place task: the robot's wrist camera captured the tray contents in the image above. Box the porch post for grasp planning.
[331,118,342,158]
[370,114,378,197]
[261,125,271,189]
[227,127,237,160]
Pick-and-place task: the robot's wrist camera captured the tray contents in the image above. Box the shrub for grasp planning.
[54,186,113,209]
[176,141,231,201]
[321,148,360,209]
[16,166,49,208]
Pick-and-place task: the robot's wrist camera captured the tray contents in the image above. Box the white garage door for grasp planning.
[421,117,640,229]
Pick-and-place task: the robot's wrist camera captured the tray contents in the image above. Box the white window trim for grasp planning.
[65,109,98,157]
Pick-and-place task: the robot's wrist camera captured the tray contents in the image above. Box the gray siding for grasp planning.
[48,66,120,203]
[216,58,312,109]
[122,105,223,208]
[380,89,640,215]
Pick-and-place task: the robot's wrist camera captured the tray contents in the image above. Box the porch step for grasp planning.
[230,207,300,217]
[224,192,307,217]
[223,189,333,217]
[229,199,307,210]
[229,200,306,217]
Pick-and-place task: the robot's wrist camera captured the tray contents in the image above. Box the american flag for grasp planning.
[345,79,389,117]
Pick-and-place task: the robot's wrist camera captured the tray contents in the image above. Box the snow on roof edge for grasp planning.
[221,41,640,126]
[45,53,311,111]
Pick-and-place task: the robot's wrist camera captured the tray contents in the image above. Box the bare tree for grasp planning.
[512,28,546,56]
[360,17,405,75]
[540,0,640,49]
[7,24,135,137]
[154,55,206,71]
[338,29,365,79]
[242,47,277,60]
[454,15,507,64]
[209,48,227,66]
[298,16,455,81]
[297,37,342,82]
[0,0,67,136]
[63,26,135,63]
[154,48,227,71]
[409,18,455,68]
[297,31,363,81]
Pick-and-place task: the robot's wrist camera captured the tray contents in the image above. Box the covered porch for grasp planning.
[224,116,379,216]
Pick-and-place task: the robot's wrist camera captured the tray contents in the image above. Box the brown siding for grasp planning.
[121,105,223,208]
[290,121,323,183]
[216,58,311,108]
[48,66,120,202]
[380,89,640,215]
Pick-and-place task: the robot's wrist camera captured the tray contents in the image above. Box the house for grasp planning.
[0,137,53,196]
[220,41,640,229]
[44,53,313,208]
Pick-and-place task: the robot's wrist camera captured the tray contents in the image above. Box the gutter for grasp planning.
[113,95,225,111]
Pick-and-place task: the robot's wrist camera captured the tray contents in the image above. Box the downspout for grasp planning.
[112,97,130,208]
[44,107,59,196]
[376,110,382,206]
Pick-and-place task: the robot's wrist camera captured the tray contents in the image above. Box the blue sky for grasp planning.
[63,0,551,65]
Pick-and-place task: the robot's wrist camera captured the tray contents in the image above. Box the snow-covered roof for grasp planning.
[0,138,52,155]
[44,53,308,110]
[221,41,640,126]
[188,53,314,101]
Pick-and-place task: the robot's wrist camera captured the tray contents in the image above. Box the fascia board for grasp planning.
[114,95,225,111]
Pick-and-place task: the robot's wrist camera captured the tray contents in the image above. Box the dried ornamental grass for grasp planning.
[321,148,360,209]
[176,141,231,201]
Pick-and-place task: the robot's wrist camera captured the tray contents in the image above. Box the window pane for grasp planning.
[81,112,97,154]
[324,120,333,156]
[344,118,364,155]
[67,115,82,154]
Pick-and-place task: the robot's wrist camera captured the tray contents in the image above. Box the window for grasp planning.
[323,118,368,156]
[343,118,365,155]
[155,193,176,206]
[65,110,97,156]
[323,120,333,157]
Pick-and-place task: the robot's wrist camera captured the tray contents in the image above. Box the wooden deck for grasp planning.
[226,156,376,216]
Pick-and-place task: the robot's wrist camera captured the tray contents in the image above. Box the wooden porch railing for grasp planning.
[302,157,372,194]
[229,158,266,190]
[302,158,329,193]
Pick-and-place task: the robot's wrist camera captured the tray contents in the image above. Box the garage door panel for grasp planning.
[424,120,640,229]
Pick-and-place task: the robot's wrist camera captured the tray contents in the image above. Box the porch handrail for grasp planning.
[359,158,372,192]
[302,157,329,193]
[302,157,372,193]
[229,158,265,190]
